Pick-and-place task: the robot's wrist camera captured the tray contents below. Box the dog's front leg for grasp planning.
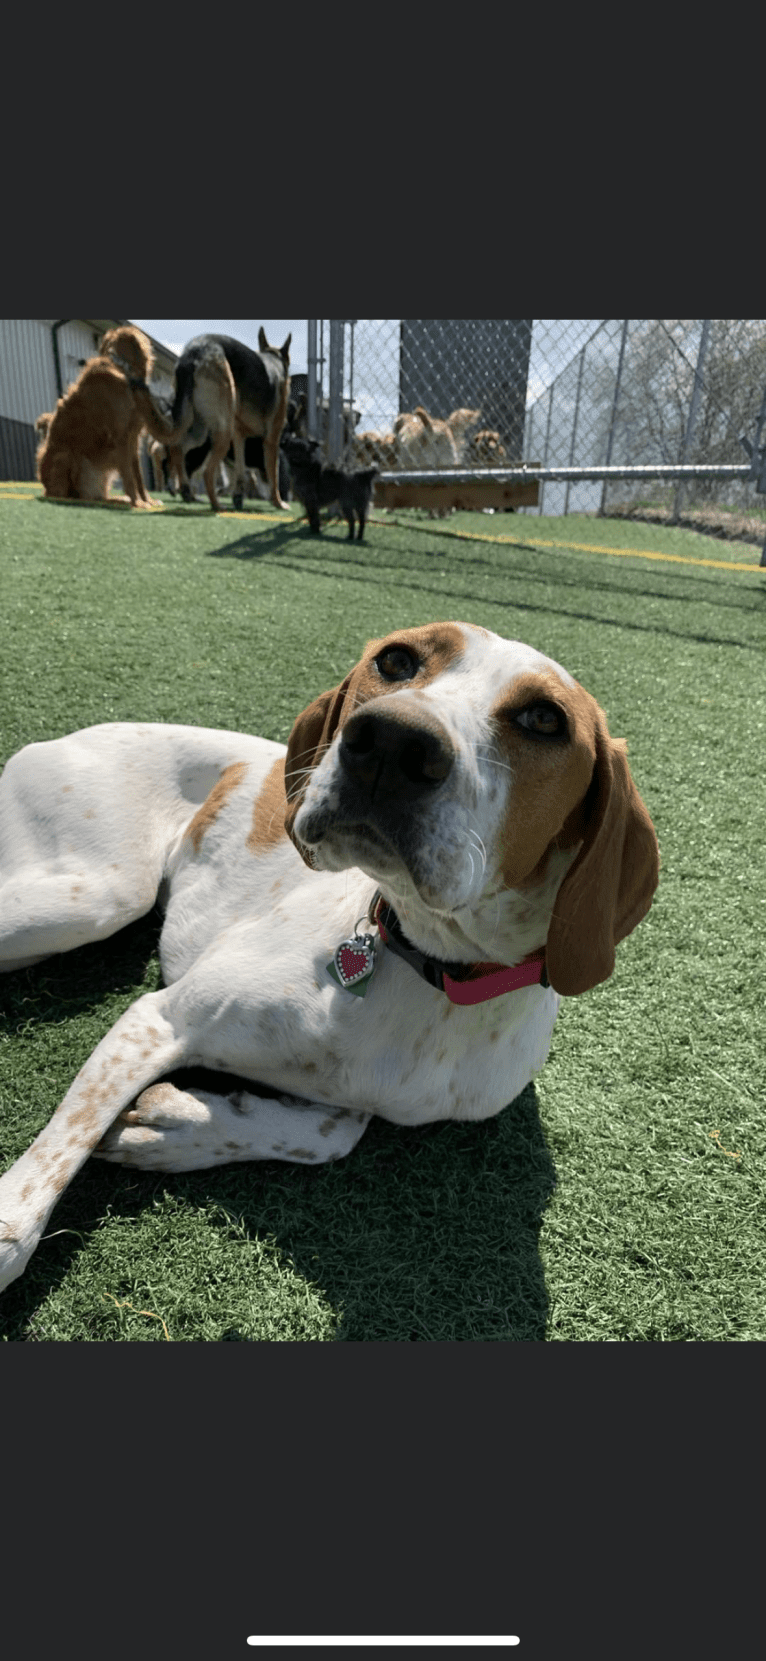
[122,442,157,510]
[94,1080,371,1171]
[0,988,188,1293]
[263,431,290,511]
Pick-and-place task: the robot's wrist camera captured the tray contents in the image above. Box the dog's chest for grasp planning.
[161,853,559,1121]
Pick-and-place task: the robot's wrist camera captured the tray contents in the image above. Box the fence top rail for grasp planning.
[375,464,754,486]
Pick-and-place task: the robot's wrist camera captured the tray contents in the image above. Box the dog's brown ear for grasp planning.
[546,725,659,996]
[281,334,291,364]
[283,675,354,861]
[258,326,268,351]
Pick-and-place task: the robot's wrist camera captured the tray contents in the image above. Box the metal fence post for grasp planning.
[539,381,554,515]
[563,346,586,516]
[327,322,344,463]
[306,320,319,439]
[347,320,356,459]
[598,319,629,517]
[672,319,711,522]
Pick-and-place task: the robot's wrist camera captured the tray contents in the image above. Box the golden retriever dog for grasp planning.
[393,406,482,470]
[37,326,170,509]
[392,407,482,517]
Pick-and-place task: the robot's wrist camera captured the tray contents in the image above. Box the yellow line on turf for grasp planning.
[0,489,293,523]
[2,485,759,568]
[428,524,760,573]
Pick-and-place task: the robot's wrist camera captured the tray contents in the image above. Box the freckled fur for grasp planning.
[0,624,658,1293]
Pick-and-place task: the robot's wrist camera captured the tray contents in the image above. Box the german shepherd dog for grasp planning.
[180,389,305,504]
[282,434,378,541]
[158,330,291,513]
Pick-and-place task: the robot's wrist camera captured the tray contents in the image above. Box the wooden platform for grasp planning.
[372,476,539,513]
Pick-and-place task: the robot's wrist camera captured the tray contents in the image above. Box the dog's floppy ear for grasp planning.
[283,674,354,861]
[545,724,659,996]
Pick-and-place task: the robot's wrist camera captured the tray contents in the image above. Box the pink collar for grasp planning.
[370,893,549,1006]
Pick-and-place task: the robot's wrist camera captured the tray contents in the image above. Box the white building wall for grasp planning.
[0,319,176,426]
[0,319,59,424]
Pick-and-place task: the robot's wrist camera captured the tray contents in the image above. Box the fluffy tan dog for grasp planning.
[37,326,171,509]
[465,428,508,466]
[393,405,481,470]
[354,430,397,468]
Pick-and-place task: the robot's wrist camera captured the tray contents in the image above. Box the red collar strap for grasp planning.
[370,892,548,1006]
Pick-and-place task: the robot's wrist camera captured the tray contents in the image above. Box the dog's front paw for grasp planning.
[0,1226,36,1294]
[93,1082,245,1172]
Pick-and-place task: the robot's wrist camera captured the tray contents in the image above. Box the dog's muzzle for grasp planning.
[339,708,454,807]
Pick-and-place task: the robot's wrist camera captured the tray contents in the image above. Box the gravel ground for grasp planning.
[598,501,766,549]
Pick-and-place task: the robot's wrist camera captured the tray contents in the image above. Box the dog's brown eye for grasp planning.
[515,701,567,738]
[376,646,418,682]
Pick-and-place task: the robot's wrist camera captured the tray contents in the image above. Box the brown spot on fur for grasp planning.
[186,762,249,853]
[283,623,466,845]
[247,756,288,853]
[287,1148,318,1160]
[490,669,597,890]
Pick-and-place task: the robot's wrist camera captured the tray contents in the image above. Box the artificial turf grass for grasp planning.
[1,493,764,1340]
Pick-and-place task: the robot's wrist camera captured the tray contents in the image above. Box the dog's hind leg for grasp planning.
[263,376,291,511]
[168,444,192,502]
[0,984,190,1292]
[190,348,236,511]
[39,450,76,500]
[230,429,247,512]
[202,430,232,514]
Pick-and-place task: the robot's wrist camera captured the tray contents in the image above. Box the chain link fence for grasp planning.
[307,320,766,545]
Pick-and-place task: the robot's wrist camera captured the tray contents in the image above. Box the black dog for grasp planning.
[183,433,292,504]
[281,434,378,542]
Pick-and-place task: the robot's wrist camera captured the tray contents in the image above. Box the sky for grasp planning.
[131,320,307,374]
[130,319,604,448]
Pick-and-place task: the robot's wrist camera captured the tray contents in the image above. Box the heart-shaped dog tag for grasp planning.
[327,932,377,996]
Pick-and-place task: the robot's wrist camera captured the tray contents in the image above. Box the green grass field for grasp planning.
[1,485,764,1341]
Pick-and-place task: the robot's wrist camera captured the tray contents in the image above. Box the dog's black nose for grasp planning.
[339,708,454,802]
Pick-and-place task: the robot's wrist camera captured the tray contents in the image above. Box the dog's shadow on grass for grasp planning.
[231,1089,558,1341]
[205,520,361,560]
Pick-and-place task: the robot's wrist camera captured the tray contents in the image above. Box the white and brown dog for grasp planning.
[0,623,659,1292]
